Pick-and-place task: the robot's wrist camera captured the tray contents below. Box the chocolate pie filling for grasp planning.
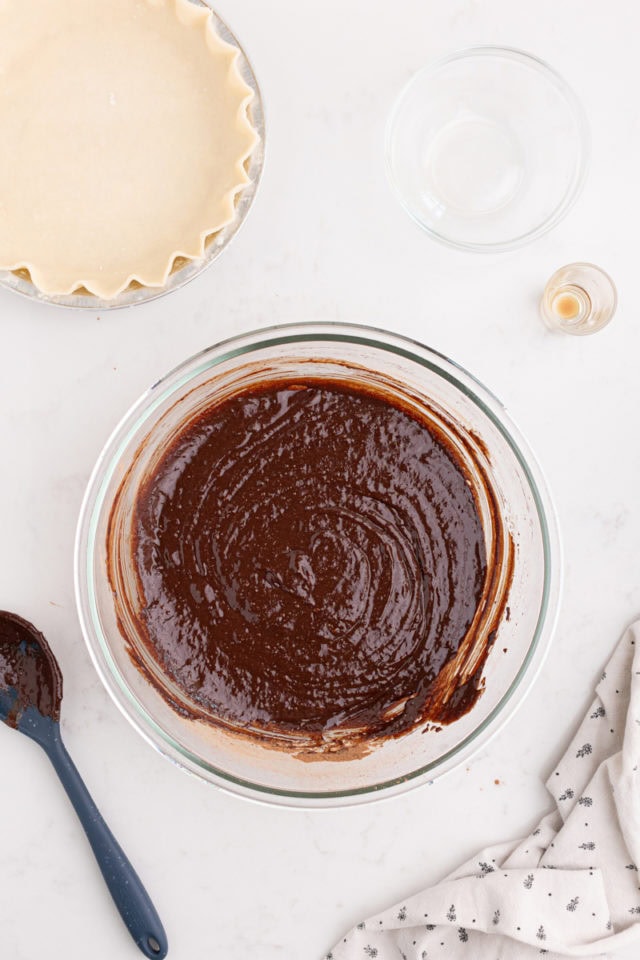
[110,376,510,750]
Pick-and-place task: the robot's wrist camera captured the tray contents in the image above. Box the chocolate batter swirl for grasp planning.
[111,375,509,750]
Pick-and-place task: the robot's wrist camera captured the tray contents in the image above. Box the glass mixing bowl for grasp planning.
[385,46,589,251]
[75,323,561,807]
[0,1,265,310]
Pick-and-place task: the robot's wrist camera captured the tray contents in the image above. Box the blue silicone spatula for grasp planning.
[0,610,168,958]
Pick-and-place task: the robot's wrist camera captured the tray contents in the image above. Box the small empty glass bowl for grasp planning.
[385,46,589,252]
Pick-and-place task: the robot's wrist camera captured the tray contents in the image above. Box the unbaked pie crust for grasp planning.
[0,0,258,299]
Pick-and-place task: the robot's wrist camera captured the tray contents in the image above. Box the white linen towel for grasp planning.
[326,621,640,960]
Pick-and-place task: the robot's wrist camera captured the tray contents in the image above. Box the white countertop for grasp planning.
[1,1,639,957]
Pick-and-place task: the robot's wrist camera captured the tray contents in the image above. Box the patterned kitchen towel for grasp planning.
[325,620,640,960]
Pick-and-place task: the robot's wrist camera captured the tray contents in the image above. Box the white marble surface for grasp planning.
[1,1,639,957]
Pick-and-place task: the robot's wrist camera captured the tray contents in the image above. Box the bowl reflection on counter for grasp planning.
[75,323,561,807]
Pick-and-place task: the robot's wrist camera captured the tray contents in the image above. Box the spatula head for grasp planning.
[0,611,63,730]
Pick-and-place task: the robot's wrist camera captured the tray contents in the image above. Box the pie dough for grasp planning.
[0,0,258,299]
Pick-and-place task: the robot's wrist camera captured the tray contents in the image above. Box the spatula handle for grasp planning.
[45,726,168,959]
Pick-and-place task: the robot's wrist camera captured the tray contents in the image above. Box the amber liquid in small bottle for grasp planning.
[540,263,617,336]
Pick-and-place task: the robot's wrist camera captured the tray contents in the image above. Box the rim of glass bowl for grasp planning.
[0,1,265,311]
[385,45,590,254]
[74,322,562,808]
